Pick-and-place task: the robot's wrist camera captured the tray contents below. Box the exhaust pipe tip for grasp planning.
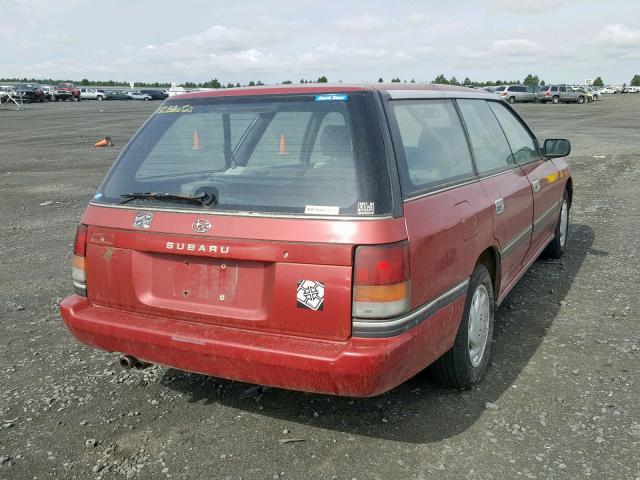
[119,355,152,370]
[119,355,135,369]
[134,360,151,370]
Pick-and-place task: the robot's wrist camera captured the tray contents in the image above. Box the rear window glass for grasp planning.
[96,92,392,216]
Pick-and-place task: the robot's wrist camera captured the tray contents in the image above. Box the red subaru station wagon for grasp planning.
[60,84,572,396]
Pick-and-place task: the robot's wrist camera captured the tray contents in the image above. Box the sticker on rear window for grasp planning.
[305,205,340,215]
[154,104,193,114]
[315,94,348,102]
[357,202,375,215]
[297,280,325,311]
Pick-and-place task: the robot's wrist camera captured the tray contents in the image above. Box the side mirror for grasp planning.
[543,139,571,158]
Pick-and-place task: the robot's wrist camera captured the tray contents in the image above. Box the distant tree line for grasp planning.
[0,77,171,88]
[2,73,639,88]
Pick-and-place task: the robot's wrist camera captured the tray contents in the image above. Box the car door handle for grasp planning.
[532,179,541,193]
[494,198,505,215]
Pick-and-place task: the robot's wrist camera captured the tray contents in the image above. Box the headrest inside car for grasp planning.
[319,125,352,158]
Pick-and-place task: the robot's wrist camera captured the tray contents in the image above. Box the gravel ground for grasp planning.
[1,95,639,480]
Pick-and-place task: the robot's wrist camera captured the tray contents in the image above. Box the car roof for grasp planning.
[177,83,494,101]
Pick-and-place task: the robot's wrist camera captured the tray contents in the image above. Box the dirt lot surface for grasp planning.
[1,95,639,480]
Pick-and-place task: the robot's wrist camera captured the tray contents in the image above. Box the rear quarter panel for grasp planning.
[403,181,494,349]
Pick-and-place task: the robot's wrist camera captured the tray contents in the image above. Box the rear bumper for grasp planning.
[60,295,462,397]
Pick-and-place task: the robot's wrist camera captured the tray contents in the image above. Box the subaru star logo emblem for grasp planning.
[192,219,211,233]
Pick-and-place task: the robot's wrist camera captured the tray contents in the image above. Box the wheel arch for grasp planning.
[565,176,573,208]
[477,246,501,299]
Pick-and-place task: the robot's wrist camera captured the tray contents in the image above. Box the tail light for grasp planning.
[501,91,508,96]
[353,241,410,318]
[546,91,551,96]
[72,224,88,296]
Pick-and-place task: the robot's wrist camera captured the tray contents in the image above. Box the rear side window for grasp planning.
[457,100,515,173]
[390,99,474,194]
[488,102,541,164]
[97,93,392,216]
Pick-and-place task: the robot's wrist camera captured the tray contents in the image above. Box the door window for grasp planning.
[391,99,474,192]
[488,102,541,164]
[457,99,515,173]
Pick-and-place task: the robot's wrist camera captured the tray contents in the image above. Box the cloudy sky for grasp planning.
[3,0,639,85]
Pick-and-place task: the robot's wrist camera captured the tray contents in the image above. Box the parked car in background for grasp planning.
[54,83,81,101]
[80,88,107,100]
[493,85,537,103]
[105,91,131,100]
[15,84,45,103]
[60,83,573,397]
[126,90,153,101]
[572,87,593,102]
[0,85,16,102]
[40,85,55,101]
[600,86,616,94]
[139,89,169,100]
[627,86,640,93]
[586,86,601,100]
[537,85,586,104]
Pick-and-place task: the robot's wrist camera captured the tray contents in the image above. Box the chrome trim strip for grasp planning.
[403,178,479,203]
[352,279,470,338]
[88,202,393,221]
[388,90,494,100]
[533,200,561,232]
[402,166,522,203]
[500,225,533,260]
[478,165,522,181]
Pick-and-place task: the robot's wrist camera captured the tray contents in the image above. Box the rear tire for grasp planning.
[544,191,569,259]
[508,96,516,104]
[96,96,103,101]
[430,264,494,389]
[577,96,585,104]
[552,96,559,104]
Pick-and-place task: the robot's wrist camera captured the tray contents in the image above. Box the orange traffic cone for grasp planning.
[278,133,288,155]
[94,136,112,147]
[192,130,202,150]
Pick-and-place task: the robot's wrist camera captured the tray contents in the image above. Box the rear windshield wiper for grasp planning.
[119,192,216,206]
